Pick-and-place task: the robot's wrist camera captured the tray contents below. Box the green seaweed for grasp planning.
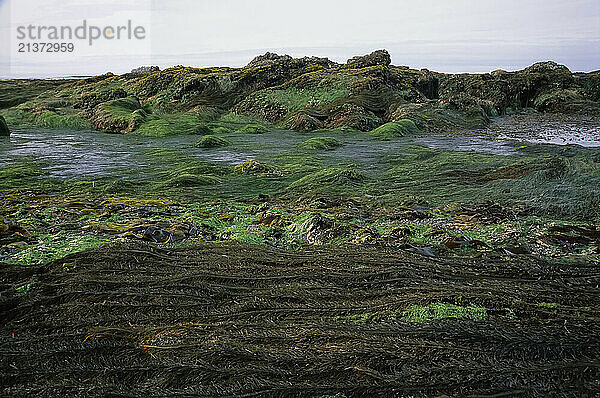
[297,136,342,150]
[237,124,269,134]
[195,135,232,148]
[402,303,488,323]
[135,114,209,137]
[369,119,420,139]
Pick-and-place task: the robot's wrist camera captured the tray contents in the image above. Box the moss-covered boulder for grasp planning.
[288,167,366,192]
[298,137,342,150]
[127,109,148,132]
[370,120,419,139]
[285,113,323,131]
[326,103,381,131]
[575,71,600,101]
[346,50,391,69]
[533,89,600,114]
[92,97,144,133]
[234,160,278,175]
[195,135,231,148]
[158,173,220,188]
[237,124,269,134]
[0,115,10,136]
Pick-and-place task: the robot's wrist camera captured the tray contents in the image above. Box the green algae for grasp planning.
[243,86,350,115]
[1,108,90,130]
[135,114,209,137]
[93,97,144,132]
[369,119,420,139]
[341,303,487,324]
[377,146,600,219]
[402,303,487,323]
[234,160,278,175]
[157,173,221,188]
[2,55,596,136]
[237,124,269,134]
[195,135,232,148]
[11,233,109,266]
[288,167,366,193]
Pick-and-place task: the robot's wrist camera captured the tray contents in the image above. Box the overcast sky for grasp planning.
[0,0,599,78]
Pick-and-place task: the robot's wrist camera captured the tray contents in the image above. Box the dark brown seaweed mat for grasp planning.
[1,242,599,397]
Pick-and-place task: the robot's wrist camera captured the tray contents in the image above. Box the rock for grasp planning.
[0,221,30,244]
[285,112,323,131]
[415,70,440,99]
[2,49,598,135]
[522,61,571,74]
[0,115,9,136]
[143,225,172,243]
[444,236,489,250]
[326,103,381,131]
[194,135,231,148]
[405,245,436,257]
[533,89,599,114]
[490,69,510,78]
[130,66,160,76]
[234,160,278,175]
[297,56,338,69]
[297,136,342,150]
[247,52,293,68]
[346,50,391,69]
[127,109,148,132]
[370,120,420,139]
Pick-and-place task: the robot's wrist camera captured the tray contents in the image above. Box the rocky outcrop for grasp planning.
[284,112,323,131]
[415,69,440,100]
[0,115,10,136]
[1,51,598,135]
[247,52,294,67]
[129,66,160,77]
[346,50,391,69]
[247,52,337,70]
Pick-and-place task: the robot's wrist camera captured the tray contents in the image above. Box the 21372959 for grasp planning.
[18,42,74,53]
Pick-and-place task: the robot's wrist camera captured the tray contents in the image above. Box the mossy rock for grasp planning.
[195,135,231,148]
[33,111,90,130]
[0,115,10,136]
[285,113,323,131]
[234,160,277,175]
[289,167,366,191]
[345,50,391,69]
[211,126,232,134]
[158,173,220,188]
[93,96,143,133]
[298,137,342,150]
[127,109,148,132]
[237,124,269,134]
[326,103,381,132]
[135,114,205,137]
[533,89,591,113]
[370,119,419,139]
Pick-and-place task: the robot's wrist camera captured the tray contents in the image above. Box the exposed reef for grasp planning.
[0,50,598,135]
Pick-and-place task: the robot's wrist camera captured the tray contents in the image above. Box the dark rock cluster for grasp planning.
[0,115,10,136]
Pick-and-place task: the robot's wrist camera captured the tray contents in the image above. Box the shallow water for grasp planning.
[481,114,600,147]
[412,136,519,155]
[1,114,598,180]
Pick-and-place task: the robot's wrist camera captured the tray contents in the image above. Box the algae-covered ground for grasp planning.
[1,51,600,397]
[1,125,599,266]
